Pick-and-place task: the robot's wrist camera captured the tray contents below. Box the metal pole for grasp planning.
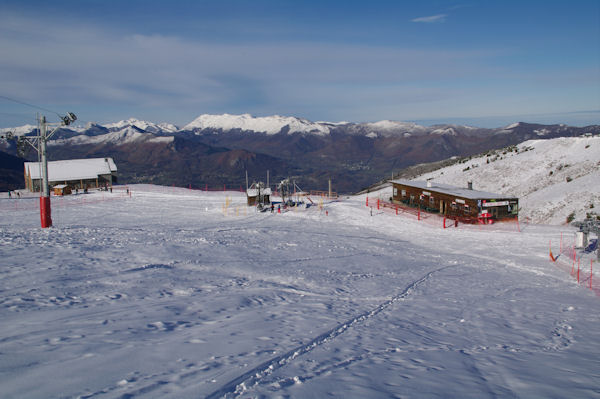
[40,116,49,198]
[39,115,52,228]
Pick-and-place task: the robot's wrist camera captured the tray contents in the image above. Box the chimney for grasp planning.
[426,179,432,188]
[468,181,473,190]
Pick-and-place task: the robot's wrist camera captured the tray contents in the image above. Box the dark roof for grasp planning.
[390,179,516,200]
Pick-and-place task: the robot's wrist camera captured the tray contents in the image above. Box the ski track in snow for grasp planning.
[206,265,452,399]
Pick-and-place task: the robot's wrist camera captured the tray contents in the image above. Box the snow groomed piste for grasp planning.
[0,184,598,398]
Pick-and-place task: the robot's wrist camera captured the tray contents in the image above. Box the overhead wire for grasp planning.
[0,94,62,118]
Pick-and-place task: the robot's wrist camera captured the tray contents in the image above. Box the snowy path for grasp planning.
[0,186,598,398]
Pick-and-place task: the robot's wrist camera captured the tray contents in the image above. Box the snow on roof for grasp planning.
[247,188,272,196]
[25,158,117,182]
[390,179,515,200]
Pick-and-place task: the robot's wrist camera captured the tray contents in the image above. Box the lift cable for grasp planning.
[0,94,62,119]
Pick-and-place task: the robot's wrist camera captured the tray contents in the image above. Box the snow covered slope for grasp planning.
[48,126,174,146]
[0,185,598,398]
[416,136,600,224]
[183,113,331,135]
[104,118,179,133]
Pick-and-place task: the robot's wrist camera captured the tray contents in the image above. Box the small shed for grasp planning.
[247,186,272,206]
[53,184,72,196]
[390,179,518,222]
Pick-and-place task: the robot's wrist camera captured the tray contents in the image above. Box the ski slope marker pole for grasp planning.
[577,257,580,283]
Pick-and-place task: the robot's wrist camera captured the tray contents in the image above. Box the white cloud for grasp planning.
[0,12,485,115]
[411,14,447,23]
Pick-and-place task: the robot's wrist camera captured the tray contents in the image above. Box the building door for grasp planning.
[440,200,446,214]
[489,207,499,218]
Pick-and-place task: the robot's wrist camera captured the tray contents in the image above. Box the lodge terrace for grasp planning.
[390,179,519,223]
[24,158,117,192]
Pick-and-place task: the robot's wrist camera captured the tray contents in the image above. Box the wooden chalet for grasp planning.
[52,184,72,196]
[24,158,117,192]
[390,179,518,222]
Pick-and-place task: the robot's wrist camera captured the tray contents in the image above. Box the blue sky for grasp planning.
[0,0,598,128]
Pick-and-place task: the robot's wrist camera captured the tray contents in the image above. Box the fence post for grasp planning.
[577,257,580,283]
[366,197,369,207]
[443,217,447,229]
[377,198,380,210]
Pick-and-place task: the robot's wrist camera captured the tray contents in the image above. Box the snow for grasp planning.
[431,127,458,136]
[183,114,331,135]
[103,118,179,133]
[49,127,174,146]
[0,184,598,398]
[504,122,521,130]
[0,124,37,136]
[364,120,428,134]
[416,136,600,224]
[246,188,272,196]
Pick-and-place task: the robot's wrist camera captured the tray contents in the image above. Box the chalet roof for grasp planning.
[390,179,516,200]
[247,188,272,196]
[25,158,117,182]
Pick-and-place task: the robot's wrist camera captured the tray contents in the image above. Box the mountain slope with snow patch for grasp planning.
[48,126,174,146]
[183,113,331,135]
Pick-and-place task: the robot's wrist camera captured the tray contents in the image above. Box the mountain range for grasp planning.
[1,114,599,193]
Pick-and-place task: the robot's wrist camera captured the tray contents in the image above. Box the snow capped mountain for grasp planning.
[48,126,173,146]
[103,118,179,133]
[415,136,600,224]
[504,122,522,130]
[0,124,38,136]
[365,120,427,132]
[183,113,331,135]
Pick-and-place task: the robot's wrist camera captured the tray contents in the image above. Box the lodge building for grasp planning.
[24,158,118,192]
[390,179,518,221]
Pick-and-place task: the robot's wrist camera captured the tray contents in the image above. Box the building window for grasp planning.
[393,187,398,196]
[429,196,434,204]
[401,189,406,197]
